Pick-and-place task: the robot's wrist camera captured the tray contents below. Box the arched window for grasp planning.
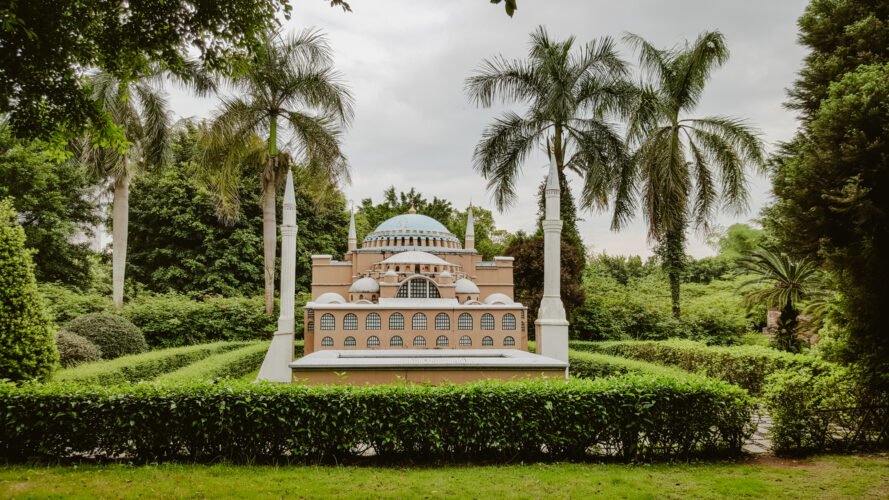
[435,313,450,330]
[397,278,440,299]
[412,312,427,330]
[320,313,335,330]
[459,335,472,346]
[343,313,358,330]
[359,294,364,300]
[390,335,403,346]
[389,312,404,330]
[481,313,495,330]
[321,336,334,346]
[307,321,314,332]
[307,309,314,319]
[504,336,515,346]
[521,321,525,332]
[482,336,493,346]
[429,285,440,298]
[413,336,426,347]
[502,313,516,330]
[344,336,356,347]
[410,279,426,297]
[436,335,449,346]
[457,313,473,330]
[367,335,381,347]
[366,312,381,330]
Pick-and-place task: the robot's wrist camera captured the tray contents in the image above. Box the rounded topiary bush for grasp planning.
[55,329,102,367]
[65,312,147,359]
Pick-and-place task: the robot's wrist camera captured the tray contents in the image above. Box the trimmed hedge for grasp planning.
[121,294,277,348]
[0,375,753,463]
[55,341,250,384]
[569,351,693,379]
[65,313,147,359]
[155,342,270,382]
[55,330,102,367]
[571,339,833,395]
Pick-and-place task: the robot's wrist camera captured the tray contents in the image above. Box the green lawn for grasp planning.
[2,455,887,499]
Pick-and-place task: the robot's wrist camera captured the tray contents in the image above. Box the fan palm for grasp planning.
[76,72,173,308]
[197,29,353,314]
[737,248,825,352]
[611,31,765,318]
[464,26,634,215]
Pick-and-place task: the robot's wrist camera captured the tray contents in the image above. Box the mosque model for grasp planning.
[258,157,570,385]
[303,204,528,355]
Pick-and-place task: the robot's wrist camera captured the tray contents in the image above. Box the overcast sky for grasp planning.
[166,0,810,258]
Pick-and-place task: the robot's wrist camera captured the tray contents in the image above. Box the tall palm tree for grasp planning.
[611,31,765,318]
[198,29,353,314]
[737,248,825,352]
[77,72,172,308]
[464,26,634,217]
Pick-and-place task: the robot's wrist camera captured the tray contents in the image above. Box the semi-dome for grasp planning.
[362,213,462,250]
[484,293,514,305]
[314,292,346,305]
[454,278,480,294]
[349,277,380,293]
[380,251,452,267]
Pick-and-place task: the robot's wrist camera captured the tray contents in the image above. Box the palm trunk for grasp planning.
[111,174,129,308]
[662,229,684,319]
[775,298,801,352]
[261,114,279,315]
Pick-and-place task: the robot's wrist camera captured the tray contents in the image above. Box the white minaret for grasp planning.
[347,209,357,252]
[535,153,569,362]
[465,205,475,252]
[257,169,298,382]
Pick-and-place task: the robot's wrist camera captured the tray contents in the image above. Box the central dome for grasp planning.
[372,214,450,234]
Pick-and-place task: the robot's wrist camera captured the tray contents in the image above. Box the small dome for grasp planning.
[349,277,380,293]
[455,278,480,294]
[380,251,452,266]
[439,270,452,278]
[315,292,346,305]
[484,293,513,305]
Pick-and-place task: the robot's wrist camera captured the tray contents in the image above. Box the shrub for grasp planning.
[0,374,753,463]
[55,330,102,368]
[37,283,110,326]
[121,294,277,348]
[764,367,889,454]
[569,351,693,380]
[55,341,250,384]
[571,339,833,395]
[155,342,270,382]
[64,312,147,359]
[0,198,57,380]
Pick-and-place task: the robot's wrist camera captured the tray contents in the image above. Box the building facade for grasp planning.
[303,206,528,354]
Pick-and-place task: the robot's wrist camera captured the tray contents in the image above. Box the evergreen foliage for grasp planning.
[0,198,58,380]
[64,312,147,360]
[154,342,270,382]
[55,330,102,368]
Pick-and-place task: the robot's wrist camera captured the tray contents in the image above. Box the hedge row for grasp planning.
[54,342,250,384]
[155,342,270,382]
[764,367,889,454]
[570,339,833,395]
[0,375,753,463]
[569,351,692,379]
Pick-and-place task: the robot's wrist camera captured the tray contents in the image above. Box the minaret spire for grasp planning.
[535,151,569,363]
[258,169,298,382]
[465,203,475,252]
[347,208,357,252]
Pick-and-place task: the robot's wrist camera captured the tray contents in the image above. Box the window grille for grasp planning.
[344,336,356,347]
[307,321,314,332]
[459,335,472,346]
[435,313,450,330]
[343,313,358,330]
[409,279,426,298]
[367,335,380,347]
[429,284,440,298]
[396,284,409,298]
[307,309,314,319]
[457,313,473,330]
[366,313,381,330]
[321,336,334,346]
[320,313,335,330]
[390,335,403,346]
[504,336,515,346]
[389,312,404,330]
[413,336,426,346]
[481,313,495,330]
[412,312,427,330]
[436,335,449,346]
[482,336,493,346]
[502,313,516,330]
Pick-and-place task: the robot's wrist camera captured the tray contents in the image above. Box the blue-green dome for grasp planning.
[373,214,450,234]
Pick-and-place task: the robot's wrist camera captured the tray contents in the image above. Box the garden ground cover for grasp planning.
[1,455,887,499]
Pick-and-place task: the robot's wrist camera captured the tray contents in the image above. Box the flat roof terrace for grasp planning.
[290,349,568,385]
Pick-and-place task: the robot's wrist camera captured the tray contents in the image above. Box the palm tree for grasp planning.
[611,31,765,318]
[737,249,825,352]
[464,26,634,219]
[77,72,173,308]
[197,29,353,314]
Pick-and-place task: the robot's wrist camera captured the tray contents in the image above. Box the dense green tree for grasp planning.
[129,124,348,296]
[198,29,352,314]
[0,198,58,380]
[0,124,98,288]
[612,32,765,319]
[708,223,765,260]
[0,0,353,147]
[465,25,634,243]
